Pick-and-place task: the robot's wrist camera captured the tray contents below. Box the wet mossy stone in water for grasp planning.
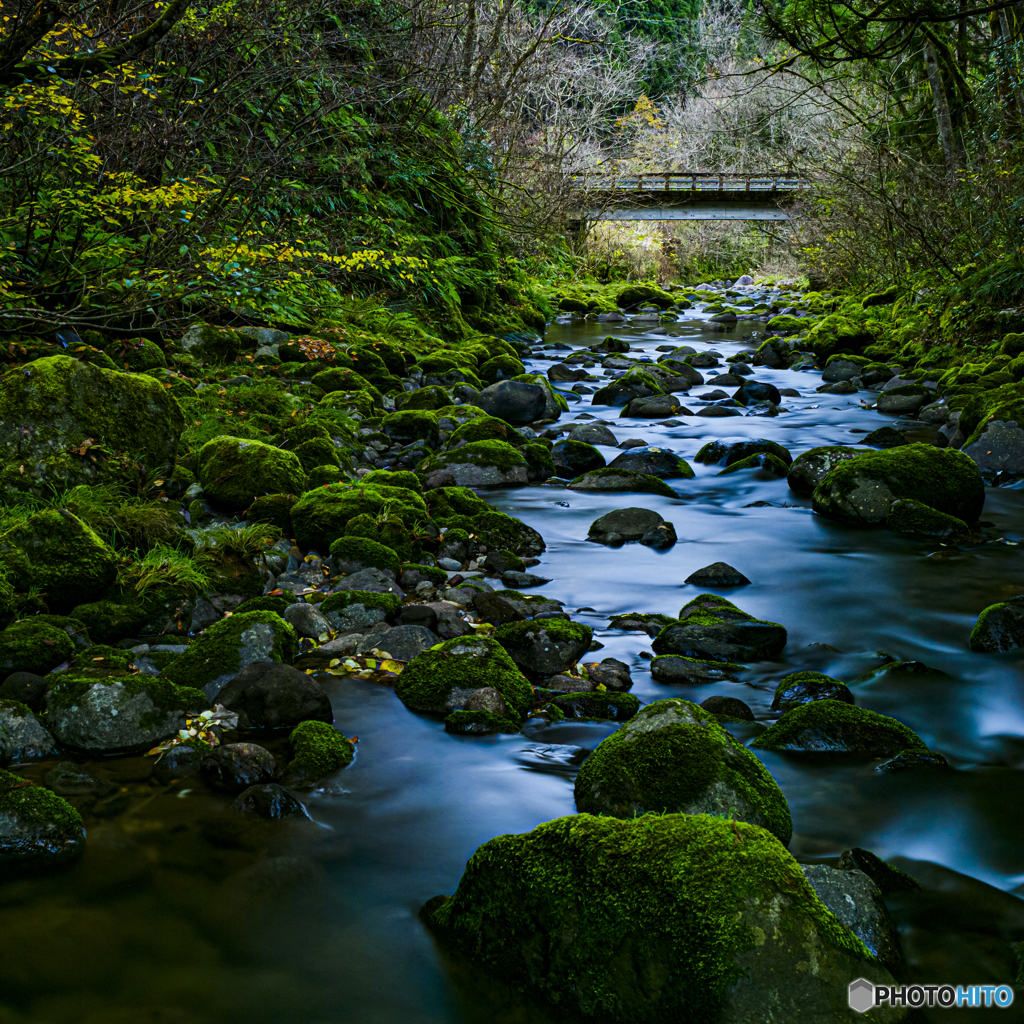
[567,468,677,498]
[812,443,985,526]
[198,436,305,513]
[494,618,593,677]
[290,482,429,552]
[162,611,298,699]
[751,700,927,756]
[650,654,743,684]
[0,768,84,875]
[606,446,694,479]
[886,499,968,539]
[575,698,792,843]
[422,813,898,1024]
[587,507,663,544]
[616,283,675,309]
[319,590,401,631]
[652,595,787,664]
[694,438,793,467]
[861,426,908,449]
[543,690,640,721]
[426,486,544,558]
[0,356,184,499]
[395,636,533,718]
[771,672,853,712]
[418,440,528,488]
[969,600,1024,652]
[286,720,354,782]
[786,445,864,495]
[45,674,207,754]
[0,699,57,763]
[444,709,522,734]
[551,439,605,478]
[718,452,790,478]
[0,620,75,676]
[329,536,400,576]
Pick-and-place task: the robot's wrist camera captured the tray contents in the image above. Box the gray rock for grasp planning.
[0,704,57,763]
[607,446,691,478]
[501,571,550,588]
[153,745,203,785]
[802,865,903,969]
[587,507,663,544]
[0,775,85,874]
[621,395,691,418]
[425,601,474,639]
[567,422,617,446]
[332,567,405,597]
[650,656,741,685]
[214,661,333,728]
[372,624,439,661]
[585,658,632,691]
[202,742,278,793]
[43,761,115,797]
[786,445,864,495]
[821,359,863,383]
[918,400,950,425]
[817,380,857,395]
[473,591,524,625]
[283,602,332,639]
[700,695,754,721]
[963,419,1024,483]
[472,380,547,424]
[464,686,511,717]
[322,601,389,634]
[189,597,220,632]
[876,388,929,414]
[861,426,907,448]
[639,521,677,549]
[684,562,751,587]
[746,401,779,417]
[695,404,743,417]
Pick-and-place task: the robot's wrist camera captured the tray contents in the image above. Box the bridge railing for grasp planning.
[570,172,808,192]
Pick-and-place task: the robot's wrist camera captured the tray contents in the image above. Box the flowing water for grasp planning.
[5,305,1024,1023]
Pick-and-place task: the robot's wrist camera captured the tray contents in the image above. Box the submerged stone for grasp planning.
[969,601,1024,652]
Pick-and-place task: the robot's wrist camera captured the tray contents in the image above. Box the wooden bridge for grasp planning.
[567,172,808,222]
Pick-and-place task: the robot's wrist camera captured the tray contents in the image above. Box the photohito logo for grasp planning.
[849,979,1015,1012]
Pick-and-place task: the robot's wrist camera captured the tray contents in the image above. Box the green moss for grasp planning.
[479,354,526,383]
[46,673,207,719]
[381,409,440,446]
[496,617,591,646]
[246,493,296,533]
[287,719,354,779]
[235,594,294,616]
[803,313,874,360]
[320,590,401,618]
[398,385,452,410]
[772,672,851,711]
[0,697,32,719]
[575,699,792,844]
[615,283,676,309]
[444,709,523,734]
[197,435,306,512]
[0,767,84,833]
[421,439,527,474]
[290,482,429,551]
[394,636,533,718]
[0,620,76,675]
[543,691,641,721]
[292,437,339,473]
[447,416,526,448]
[521,443,555,481]
[767,314,812,332]
[329,536,401,574]
[311,366,382,405]
[718,453,790,478]
[751,700,927,755]
[77,644,135,670]
[886,499,968,538]
[360,469,422,492]
[425,486,545,557]
[568,468,678,498]
[161,611,297,692]
[67,599,150,645]
[400,562,447,585]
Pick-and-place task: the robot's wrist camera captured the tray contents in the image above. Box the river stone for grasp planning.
[283,602,332,639]
[332,567,405,596]
[0,702,57,763]
[547,363,587,382]
[694,438,793,467]
[651,655,742,684]
[568,469,677,497]
[214,661,332,728]
[876,386,930,414]
[0,769,85,875]
[545,691,640,721]
[45,678,203,754]
[202,742,278,793]
[821,359,863,382]
[422,813,901,1024]
[969,600,1024,652]
[494,619,592,677]
[587,508,663,544]
[962,419,1024,484]
[700,695,755,721]
[152,745,203,784]
[585,658,632,691]
[771,672,853,712]
[886,499,968,539]
[567,422,617,446]
[43,761,114,797]
[231,783,310,819]
[733,381,782,407]
[606,446,694,479]
[695,404,743,417]
[574,699,792,843]
[472,590,524,625]
[816,380,857,395]
[0,673,48,713]
[419,440,529,488]
[861,426,907,449]
[837,848,921,896]
[751,700,927,755]
[875,750,951,772]
[706,373,744,386]
[656,359,704,386]
[501,570,549,588]
[640,520,677,549]
[621,395,689,418]
[684,562,750,587]
[653,598,786,663]
[472,381,546,424]
[373,624,439,661]
[786,445,864,495]
[812,444,985,526]
[551,439,605,477]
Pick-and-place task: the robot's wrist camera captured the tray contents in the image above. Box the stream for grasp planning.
[5,300,1024,1024]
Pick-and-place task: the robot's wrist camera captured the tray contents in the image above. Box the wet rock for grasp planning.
[706,373,744,386]
[875,750,951,772]
[283,601,332,640]
[0,672,49,713]
[373,624,439,661]
[152,745,203,784]
[651,655,741,684]
[639,520,677,549]
[652,595,787,663]
[472,380,547,424]
[751,700,927,755]
[575,699,792,842]
[606,446,694,479]
[231,783,310,819]
[969,600,1024,652]
[551,439,605,477]
[472,590,524,625]
[886,499,968,539]
[0,621,76,677]
[695,404,743,417]
[877,386,930,415]
[198,436,305,513]
[609,612,675,636]
[862,426,908,449]
[837,848,921,896]
[425,601,474,639]
[694,438,793,467]
[821,359,864,382]
[418,440,529,488]
[545,690,640,721]
[587,508,664,544]
[214,661,333,729]
[963,419,1024,484]
[201,742,278,793]
[802,864,903,969]
[733,381,782,407]
[333,566,406,596]
[700,695,754,721]
[621,395,691,418]
[746,400,779,417]
[568,469,677,497]
[494,619,593,677]
[567,422,617,446]
[0,769,85,875]
[0,701,57,763]
[684,562,750,587]
[812,444,984,526]
[398,604,439,632]
[770,671,853,712]
[786,445,864,495]
[320,591,399,634]
[501,570,550,589]
[817,380,857,395]
[43,761,115,797]
[548,363,588,382]
[584,658,632,691]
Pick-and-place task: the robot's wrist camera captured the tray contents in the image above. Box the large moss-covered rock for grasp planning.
[45,674,207,753]
[969,601,1024,652]
[290,483,429,552]
[286,720,354,783]
[162,610,298,699]
[0,510,118,614]
[804,314,874,360]
[418,440,528,487]
[0,768,85,875]
[179,324,242,364]
[494,618,593,677]
[423,813,900,1023]
[575,699,792,844]
[0,356,184,498]
[394,636,532,718]
[652,595,787,663]
[0,620,76,676]
[198,436,305,512]
[812,443,984,526]
[786,445,864,495]
[426,486,544,557]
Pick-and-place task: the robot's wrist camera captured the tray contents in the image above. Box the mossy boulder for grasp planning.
[329,536,401,576]
[198,435,305,513]
[247,492,297,534]
[650,654,743,684]
[382,410,440,447]
[418,439,528,488]
[885,499,968,539]
[426,486,544,557]
[542,691,640,721]
[615,283,675,310]
[969,601,1024,652]
[751,700,928,755]
[0,768,85,875]
[361,469,422,492]
[292,436,339,473]
[695,438,793,467]
[771,672,853,712]
[162,610,298,699]
[652,596,787,663]
[803,314,874,360]
[786,445,864,495]
[575,699,792,844]
[398,385,452,411]
[179,324,242,364]
[718,452,790,478]
[290,482,429,552]
[567,468,677,498]
[446,415,526,448]
[65,599,151,645]
[310,367,382,406]
[812,443,984,526]
[479,354,526,384]
[0,510,117,614]
[319,589,401,631]
[45,674,208,753]
[395,636,533,718]
[0,620,76,676]
[493,619,592,678]
[0,356,184,499]
[423,812,898,1023]
[286,720,354,782]
[552,439,605,477]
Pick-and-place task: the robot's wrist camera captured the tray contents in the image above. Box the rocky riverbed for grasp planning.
[3,281,1024,1022]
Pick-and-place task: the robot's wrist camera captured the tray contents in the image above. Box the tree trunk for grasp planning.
[462,0,478,102]
[957,0,968,73]
[923,35,959,173]
[999,7,1024,115]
